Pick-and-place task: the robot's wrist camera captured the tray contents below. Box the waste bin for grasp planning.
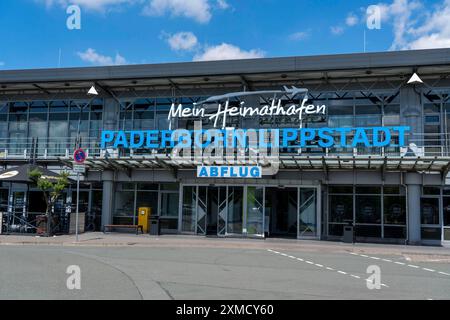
[343,221,354,244]
[149,216,160,236]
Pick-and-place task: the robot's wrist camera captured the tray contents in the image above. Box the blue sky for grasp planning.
[0,0,449,70]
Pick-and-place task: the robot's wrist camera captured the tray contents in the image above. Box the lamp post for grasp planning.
[74,85,98,242]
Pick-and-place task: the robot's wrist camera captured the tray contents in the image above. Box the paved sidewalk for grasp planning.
[1,232,449,259]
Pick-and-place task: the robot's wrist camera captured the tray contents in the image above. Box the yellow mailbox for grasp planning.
[138,207,152,233]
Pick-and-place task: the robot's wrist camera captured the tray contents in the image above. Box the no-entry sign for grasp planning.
[73,148,87,164]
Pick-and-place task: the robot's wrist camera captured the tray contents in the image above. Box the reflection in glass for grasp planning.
[160,192,179,217]
[421,198,440,225]
[299,188,317,237]
[443,197,450,226]
[355,195,381,224]
[383,196,406,225]
[136,191,158,216]
[329,195,353,223]
[227,186,243,234]
[246,186,264,236]
[114,191,135,225]
[182,186,196,232]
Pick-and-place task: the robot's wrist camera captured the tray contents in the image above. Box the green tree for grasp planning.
[29,169,70,236]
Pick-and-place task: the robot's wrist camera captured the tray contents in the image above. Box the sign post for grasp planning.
[73,148,87,242]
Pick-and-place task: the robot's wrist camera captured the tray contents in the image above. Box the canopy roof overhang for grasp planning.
[58,155,450,175]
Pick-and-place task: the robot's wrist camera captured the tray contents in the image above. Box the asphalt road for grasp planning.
[0,244,449,300]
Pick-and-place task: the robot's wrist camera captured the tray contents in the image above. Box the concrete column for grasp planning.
[405,173,422,245]
[101,170,115,228]
[103,98,120,130]
[400,87,423,146]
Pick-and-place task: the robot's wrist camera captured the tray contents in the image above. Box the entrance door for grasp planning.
[265,187,297,238]
[299,188,318,238]
[246,186,264,237]
[206,187,227,236]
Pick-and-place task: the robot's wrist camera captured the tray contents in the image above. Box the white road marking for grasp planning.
[349,252,450,278]
[267,249,389,288]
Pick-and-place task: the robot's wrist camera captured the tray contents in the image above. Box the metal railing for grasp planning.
[0,132,449,161]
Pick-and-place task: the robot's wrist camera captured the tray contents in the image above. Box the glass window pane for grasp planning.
[329,224,344,236]
[355,225,381,238]
[356,195,381,224]
[421,198,440,225]
[161,193,179,217]
[329,195,353,223]
[246,186,264,236]
[329,186,353,194]
[137,183,158,191]
[384,196,406,225]
[114,191,135,225]
[423,186,440,195]
[443,197,450,226]
[182,186,196,232]
[299,188,317,237]
[227,186,243,234]
[136,192,158,216]
[384,226,406,239]
[421,227,441,240]
[356,186,381,194]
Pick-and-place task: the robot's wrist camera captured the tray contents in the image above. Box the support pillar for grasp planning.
[101,170,114,228]
[405,173,422,245]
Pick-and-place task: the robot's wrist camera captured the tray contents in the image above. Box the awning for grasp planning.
[58,154,450,174]
[0,164,70,183]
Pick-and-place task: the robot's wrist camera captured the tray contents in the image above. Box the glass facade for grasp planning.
[181,185,319,238]
[328,185,406,239]
[0,100,103,157]
[0,67,449,244]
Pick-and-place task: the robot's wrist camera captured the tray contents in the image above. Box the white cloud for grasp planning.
[193,43,265,61]
[402,0,450,49]
[166,32,198,51]
[77,48,127,66]
[289,31,309,41]
[143,0,212,23]
[346,13,359,26]
[330,26,345,35]
[370,0,450,50]
[216,0,229,10]
[39,0,137,11]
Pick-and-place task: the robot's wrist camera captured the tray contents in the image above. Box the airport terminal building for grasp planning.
[1,48,450,245]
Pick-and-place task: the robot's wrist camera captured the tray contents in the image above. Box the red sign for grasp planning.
[73,148,87,164]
